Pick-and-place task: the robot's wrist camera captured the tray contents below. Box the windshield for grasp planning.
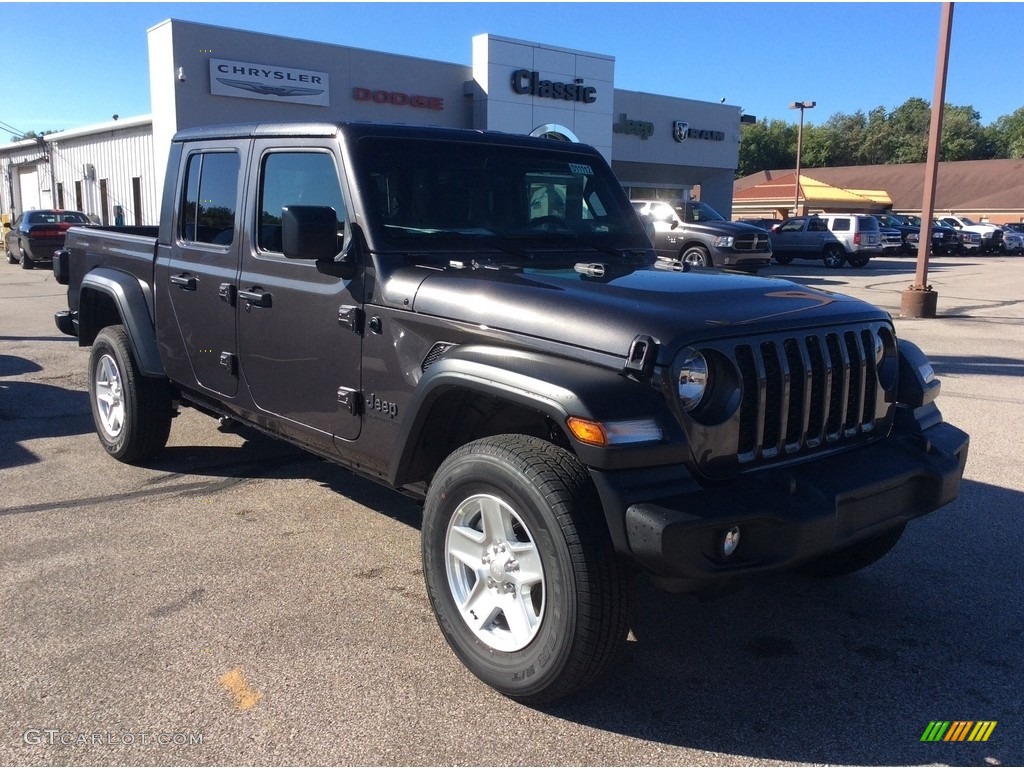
[27,211,89,225]
[677,201,726,223]
[351,135,646,263]
[956,216,977,226]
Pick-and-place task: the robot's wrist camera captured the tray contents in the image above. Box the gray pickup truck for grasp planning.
[54,122,968,703]
[630,198,772,270]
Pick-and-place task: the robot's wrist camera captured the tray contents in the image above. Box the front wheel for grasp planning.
[822,244,846,269]
[422,435,631,703]
[88,325,173,463]
[681,245,712,268]
[798,523,906,577]
[773,254,794,265]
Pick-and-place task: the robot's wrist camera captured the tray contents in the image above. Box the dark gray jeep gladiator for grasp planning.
[54,122,969,703]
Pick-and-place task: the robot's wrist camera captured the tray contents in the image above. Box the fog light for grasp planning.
[722,526,741,558]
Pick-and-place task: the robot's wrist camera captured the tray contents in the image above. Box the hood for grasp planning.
[396,265,890,364]
[677,219,764,237]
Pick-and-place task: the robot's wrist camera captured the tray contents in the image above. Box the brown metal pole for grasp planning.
[903,2,954,318]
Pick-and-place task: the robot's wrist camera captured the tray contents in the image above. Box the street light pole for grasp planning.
[789,101,816,216]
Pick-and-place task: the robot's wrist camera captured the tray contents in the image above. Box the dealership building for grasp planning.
[1,19,743,227]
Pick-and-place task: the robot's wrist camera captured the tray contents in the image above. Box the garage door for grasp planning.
[17,166,42,211]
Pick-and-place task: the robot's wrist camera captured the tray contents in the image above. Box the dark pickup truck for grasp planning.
[55,122,969,703]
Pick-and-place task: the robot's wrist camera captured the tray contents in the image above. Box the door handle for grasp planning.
[170,274,197,290]
[238,289,272,308]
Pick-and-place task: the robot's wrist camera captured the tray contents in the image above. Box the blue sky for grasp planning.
[5,2,1021,139]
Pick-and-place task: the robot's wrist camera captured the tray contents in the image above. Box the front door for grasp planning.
[236,144,363,451]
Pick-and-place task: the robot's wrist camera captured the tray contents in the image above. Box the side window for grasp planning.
[779,218,804,233]
[829,218,851,232]
[180,152,240,246]
[258,151,346,253]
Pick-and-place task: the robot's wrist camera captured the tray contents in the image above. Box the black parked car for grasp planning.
[4,209,91,269]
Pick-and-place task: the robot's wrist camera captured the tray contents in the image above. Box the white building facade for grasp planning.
[2,20,742,226]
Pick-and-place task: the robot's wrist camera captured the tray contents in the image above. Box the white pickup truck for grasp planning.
[939,215,1003,254]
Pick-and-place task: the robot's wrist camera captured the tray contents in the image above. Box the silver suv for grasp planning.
[770,214,882,268]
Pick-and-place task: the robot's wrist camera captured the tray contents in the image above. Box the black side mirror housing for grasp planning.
[282,205,342,262]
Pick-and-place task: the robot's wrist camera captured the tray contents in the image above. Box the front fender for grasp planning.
[388,345,690,487]
[80,269,164,377]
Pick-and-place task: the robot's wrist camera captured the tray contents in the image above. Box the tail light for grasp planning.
[854,233,861,245]
[30,229,64,239]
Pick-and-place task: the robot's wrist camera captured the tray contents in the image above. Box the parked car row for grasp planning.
[737,212,1022,264]
[3,209,92,269]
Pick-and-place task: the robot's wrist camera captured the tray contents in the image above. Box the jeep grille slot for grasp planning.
[734,326,883,464]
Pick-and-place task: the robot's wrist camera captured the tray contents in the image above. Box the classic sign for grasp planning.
[510,69,597,104]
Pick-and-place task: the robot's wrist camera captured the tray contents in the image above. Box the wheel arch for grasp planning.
[389,345,687,488]
[79,269,164,377]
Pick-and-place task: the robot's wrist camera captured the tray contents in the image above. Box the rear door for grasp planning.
[156,146,244,398]
[236,142,363,451]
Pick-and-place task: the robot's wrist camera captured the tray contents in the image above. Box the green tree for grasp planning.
[990,107,1024,158]
[940,104,989,160]
[737,119,796,177]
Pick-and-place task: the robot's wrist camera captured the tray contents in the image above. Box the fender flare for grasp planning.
[79,268,165,377]
[388,344,688,487]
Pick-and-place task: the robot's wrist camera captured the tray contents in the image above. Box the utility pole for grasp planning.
[902,2,954,318]
[789,101,815,216]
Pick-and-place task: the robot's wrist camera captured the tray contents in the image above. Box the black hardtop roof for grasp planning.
[171,122,600,153]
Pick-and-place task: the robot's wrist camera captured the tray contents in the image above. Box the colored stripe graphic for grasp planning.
[920,720,996,742]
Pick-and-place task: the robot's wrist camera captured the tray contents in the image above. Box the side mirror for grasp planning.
[282,205,341,261]
[670,219,679,230]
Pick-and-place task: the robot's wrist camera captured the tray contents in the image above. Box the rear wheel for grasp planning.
[20,248,32,269]
[681,245,712,269]
[822,244,846,269]
[88,325,173,463]
[847,254,871,268]
[422,434,631,703]
[798,524,906,577]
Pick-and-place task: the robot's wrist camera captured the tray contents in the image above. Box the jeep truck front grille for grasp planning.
[732,327,883,463]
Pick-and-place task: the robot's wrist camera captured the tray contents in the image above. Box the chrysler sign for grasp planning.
[210,59,330,106]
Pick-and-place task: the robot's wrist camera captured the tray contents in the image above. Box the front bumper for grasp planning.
[593,417,968,593]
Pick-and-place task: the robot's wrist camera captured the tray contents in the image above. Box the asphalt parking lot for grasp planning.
[1,254,1022,767]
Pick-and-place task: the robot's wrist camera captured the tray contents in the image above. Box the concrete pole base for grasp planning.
[901,287,938,318]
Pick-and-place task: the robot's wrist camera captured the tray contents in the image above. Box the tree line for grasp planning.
[737,98,1024,177]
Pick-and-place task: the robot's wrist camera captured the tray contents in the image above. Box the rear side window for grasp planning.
[180,152,240,246]
[856,216,879,230]
[830,218,851,232]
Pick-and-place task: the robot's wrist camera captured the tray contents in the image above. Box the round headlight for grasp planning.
[677,348,709,411]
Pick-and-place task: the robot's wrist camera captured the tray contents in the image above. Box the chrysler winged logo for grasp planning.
[673,121,689,142]
[216,77,326,98]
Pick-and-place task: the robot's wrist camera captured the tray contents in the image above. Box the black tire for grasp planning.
[422,434,631,704]
[20,251,32,269]
[773,254,794,265]
[88,325,173,463]
[847,254,871,268]
[681,244,712,268]
[822,244,846,269]
[797,523,906,577]
[5,246,16,264]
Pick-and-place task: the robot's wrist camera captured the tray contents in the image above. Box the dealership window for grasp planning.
[56,183,65,210]
[132,177,143,225]
[74,181,83,212]
[180,152,240,245]
[257,151,345,253]
[99,179,110,225]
